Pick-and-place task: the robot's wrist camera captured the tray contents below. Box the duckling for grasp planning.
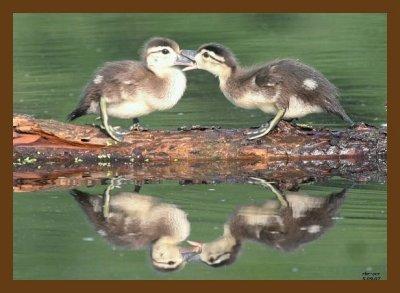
[69,184,200,272]
[188,178,346,267]
[67,37,194,142]
[182,44,354,139]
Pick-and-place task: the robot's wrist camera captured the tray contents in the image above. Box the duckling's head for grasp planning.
[142,37,193,74]
[181,43,238,78]
[188,236,241,267]
[151,241,201,272]
[151,241,185,271]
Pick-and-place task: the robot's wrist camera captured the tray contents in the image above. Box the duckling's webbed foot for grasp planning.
[129,118,148,132]
[247,109,286,140]
[129,123,148,132]
[245,122,270,135]
[98,123,127,138]
[111,131,124,142]
[105,126,125,142]
[112,126,131,135]
[247,125,273,140]
[99,97,124,142]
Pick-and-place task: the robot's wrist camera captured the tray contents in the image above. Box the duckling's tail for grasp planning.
[325,99,354,126]
[337,112,355,126]
[69,188,90,201]
[325,187,347,214]
[338,111,354,126]
[67,106,88,121]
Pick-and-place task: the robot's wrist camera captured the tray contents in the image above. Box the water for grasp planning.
[13,13,387,280]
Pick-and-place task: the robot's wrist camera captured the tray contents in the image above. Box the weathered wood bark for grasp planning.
[13,114,386,192]
[13,114,386,165]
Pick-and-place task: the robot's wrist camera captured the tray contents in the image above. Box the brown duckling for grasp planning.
[67,37,194,142]
[188,178,347,267]
[182,44,353,139]
[70,184,200,272]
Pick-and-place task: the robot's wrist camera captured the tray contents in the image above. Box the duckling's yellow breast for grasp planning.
[146,68,187,111]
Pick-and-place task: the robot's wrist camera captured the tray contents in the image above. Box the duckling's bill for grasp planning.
[175,53,196,67]
[180,50,198,71]
[180,240,203,261]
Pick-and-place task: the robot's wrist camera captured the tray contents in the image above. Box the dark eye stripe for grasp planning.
[148,48,171,55]
[208,54,224,63]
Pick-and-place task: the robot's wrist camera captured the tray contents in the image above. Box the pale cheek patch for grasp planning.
[93,75,103,84]
[302,78,318,90]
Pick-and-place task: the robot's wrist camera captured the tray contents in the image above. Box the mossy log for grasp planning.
[13,114,386,165]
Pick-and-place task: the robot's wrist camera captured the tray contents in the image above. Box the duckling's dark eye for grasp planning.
[162,49,169,55]
[168,261,175,265]
[203,52,209,58]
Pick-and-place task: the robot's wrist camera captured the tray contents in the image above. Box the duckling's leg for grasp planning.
[248,109,286,140]
[99,97,124,142]
[134,184,141,193]
[102,177,125,218]
[131,118,140,130]
[265,182,289,208]
[103,183,112,219]
[248,177,288,207]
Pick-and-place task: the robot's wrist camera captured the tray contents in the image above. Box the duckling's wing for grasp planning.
[81,60,153,105]
[254,59,353,124]
[98,60,146,87]
[253,65,284,88]
[74,61,145,111]
[249,65,288,108]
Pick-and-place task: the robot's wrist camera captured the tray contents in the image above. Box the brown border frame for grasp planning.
[3,0,398,291]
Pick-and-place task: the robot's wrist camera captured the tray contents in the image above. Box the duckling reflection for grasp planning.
[188,178,347,267]
[70,184,200,272]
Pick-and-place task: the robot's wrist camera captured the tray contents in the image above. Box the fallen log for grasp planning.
[13,113,386,192]
[13,114,387,166]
